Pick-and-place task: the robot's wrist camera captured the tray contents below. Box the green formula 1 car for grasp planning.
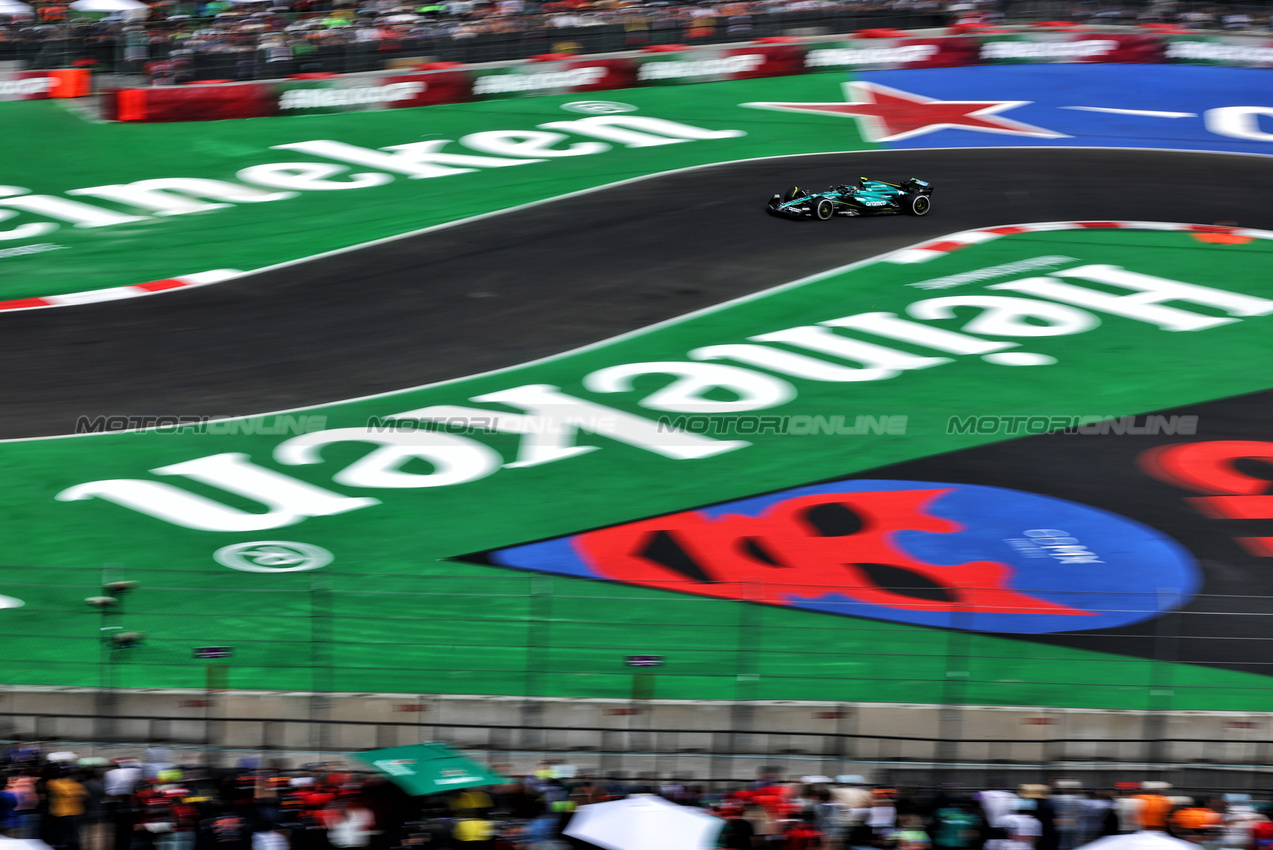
[767,177,933,220]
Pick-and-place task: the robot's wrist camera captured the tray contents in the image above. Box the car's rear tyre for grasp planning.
[905,193,932,216]
[814,198,835,221]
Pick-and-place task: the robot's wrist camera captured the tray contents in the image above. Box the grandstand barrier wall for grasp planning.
[99,28,1273,122]
[5,688,1273,789]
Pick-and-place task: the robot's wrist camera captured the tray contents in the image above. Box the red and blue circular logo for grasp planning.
[486,480,1200,634]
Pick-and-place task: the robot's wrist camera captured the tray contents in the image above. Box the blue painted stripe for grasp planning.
[861,64,1273,155]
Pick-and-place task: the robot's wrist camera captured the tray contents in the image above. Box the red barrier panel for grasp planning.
[384,70,474,106]
[1077,32,1165,63]
[99,28,1271,122]
[562,56,638,90]
[906,36,981,68]
[118,82,276,122]
[723,44,805,79]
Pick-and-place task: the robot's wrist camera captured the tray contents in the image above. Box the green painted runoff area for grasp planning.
[0,74,880,301]
[3,228,1273,709]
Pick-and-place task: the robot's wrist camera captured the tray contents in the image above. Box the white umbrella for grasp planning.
[0,0,34,15]
[565,796,723,850]
[1076,833,1199,850]
[1,841,57,850]
[69,0,148,9]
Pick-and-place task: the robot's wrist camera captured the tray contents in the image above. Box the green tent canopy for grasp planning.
[349,742,507,796]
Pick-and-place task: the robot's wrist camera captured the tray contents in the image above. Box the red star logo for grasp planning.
[743,81,1067,142]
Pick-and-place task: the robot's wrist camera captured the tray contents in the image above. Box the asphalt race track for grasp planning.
[3,146,1272,439]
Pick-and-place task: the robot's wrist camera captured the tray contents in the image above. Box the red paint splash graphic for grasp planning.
[573,489,1089,616]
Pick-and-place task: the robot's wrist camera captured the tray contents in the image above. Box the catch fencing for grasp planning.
[4,565,1273,790]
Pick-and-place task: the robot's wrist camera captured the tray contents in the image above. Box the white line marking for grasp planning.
[3,144,1271,443]
[1062,107,1198,118]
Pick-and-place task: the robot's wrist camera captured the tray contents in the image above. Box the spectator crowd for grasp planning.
[0,0,952,78]
[4,744,1273,850]
[0,0,1270,83]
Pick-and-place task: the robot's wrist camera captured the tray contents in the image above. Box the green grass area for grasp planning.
[4,228,1273,709]
[0,74,880,300]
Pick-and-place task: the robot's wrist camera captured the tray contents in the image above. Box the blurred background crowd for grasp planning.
[5,743,1273,850]
[0,0,953,77]
[0,0,1271,83]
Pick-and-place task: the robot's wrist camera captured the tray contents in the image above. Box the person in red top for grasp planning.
[1251,816,1273,850]
[784,813,823,850]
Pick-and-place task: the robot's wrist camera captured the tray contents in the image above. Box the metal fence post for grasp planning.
[309,572,334,753]
[520,577,553,751]
[1144,587,1182,771]
[937,599,971,774]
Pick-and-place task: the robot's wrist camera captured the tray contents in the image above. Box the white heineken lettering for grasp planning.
[55,259,1273,533]
[275,428,500,489]
[804,44,939,67]
[0,77,54,96]
[273,139,539,179]
[907,256,1078,290]
[582,361,795,413]
[278,81,425,110]
[56,452,378,532]
[824,312,1015,355]
[750,326,950,380]
[636,54,766,80]
[394,384,746,468]
[68,178,293,216]
[472,67,608,95]
[236,162,393,192]
[537,116,746,148]
[1206,106,1273,142]
[990,265,1273,331]
[1166,41,1273,64]
[980,40,1118,60]
[689,343,922,382]
[459,130,608,159]
[0,115,745,236]
[0,186,148,230]
[907,295,1100,336]
[0,209,56,241]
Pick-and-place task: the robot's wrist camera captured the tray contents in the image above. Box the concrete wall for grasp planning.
[2,687,1270,783]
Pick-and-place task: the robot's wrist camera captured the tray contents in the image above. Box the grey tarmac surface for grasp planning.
[2,146,1271,438]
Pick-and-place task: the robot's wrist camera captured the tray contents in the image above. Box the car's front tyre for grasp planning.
[814,198,835,221]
